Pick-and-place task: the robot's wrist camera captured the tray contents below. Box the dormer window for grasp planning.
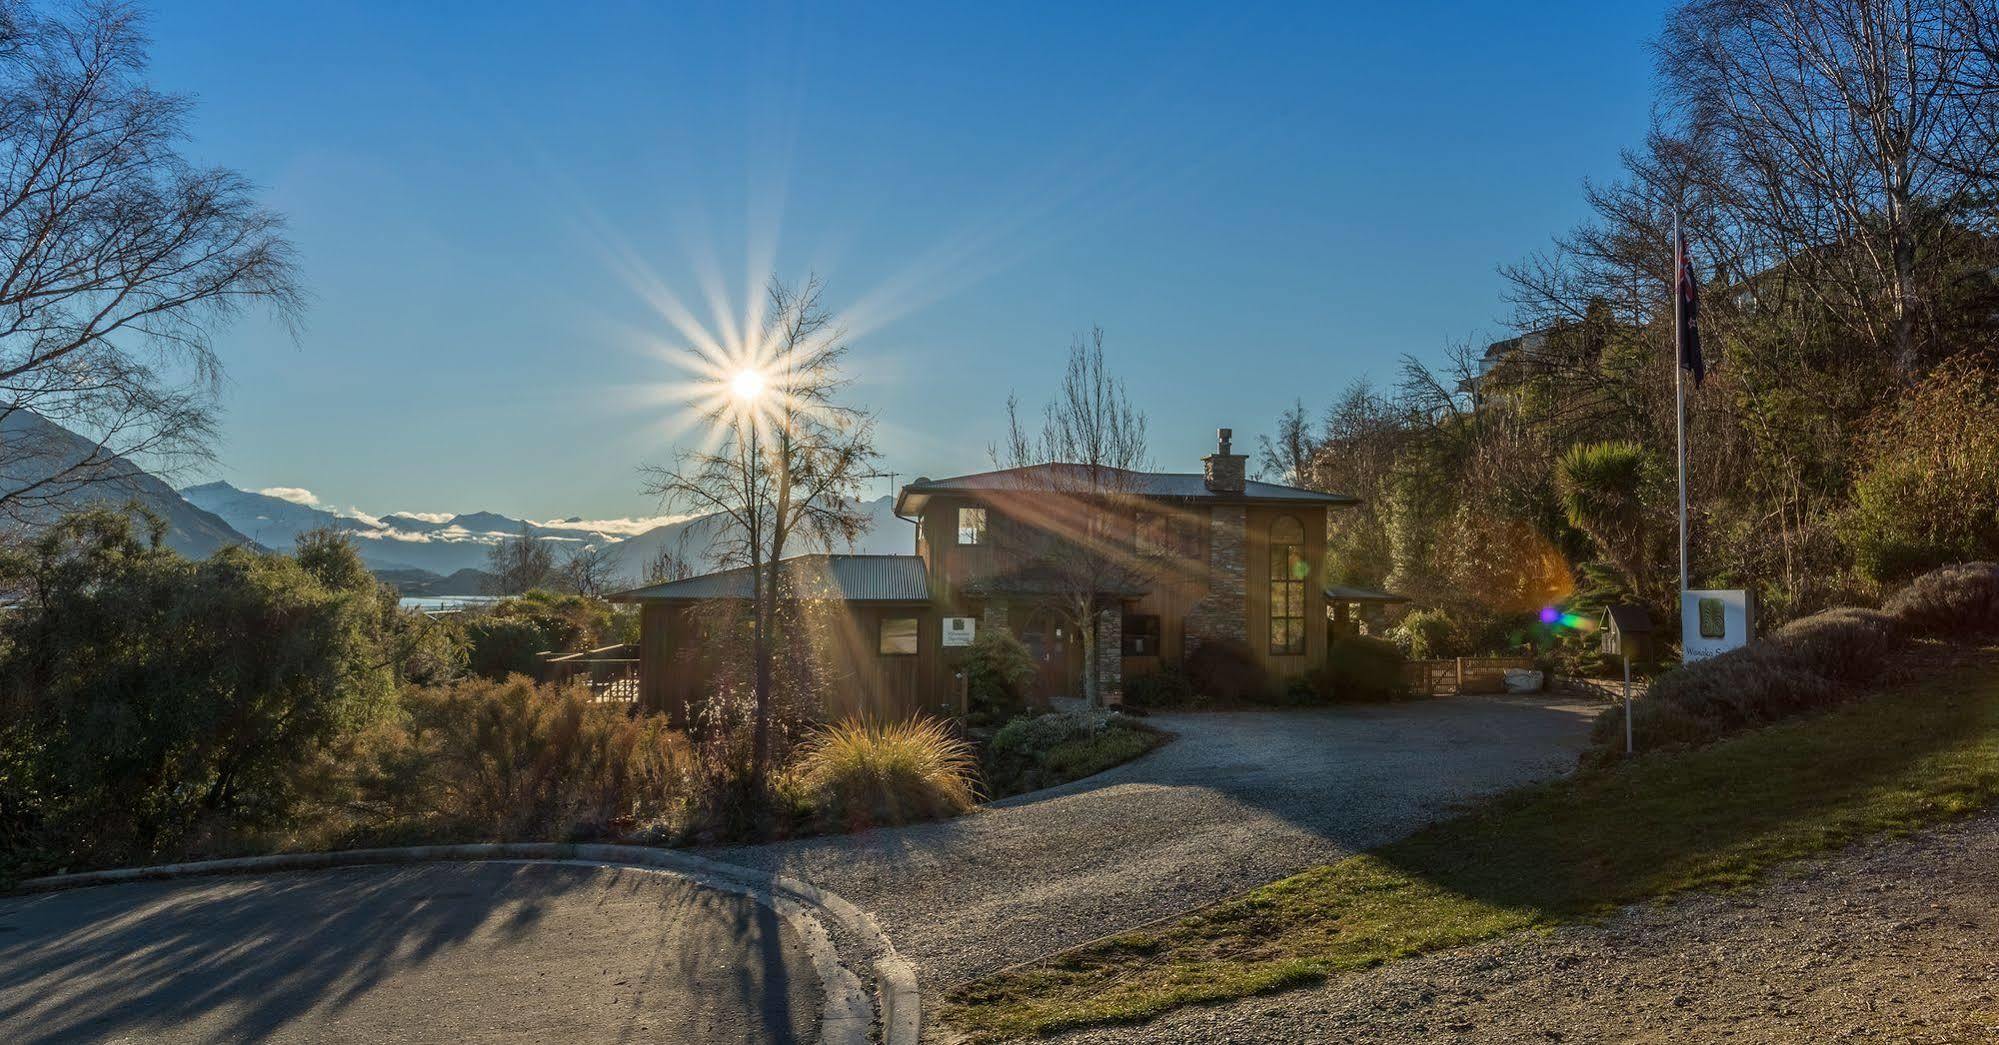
[957,506,987,545]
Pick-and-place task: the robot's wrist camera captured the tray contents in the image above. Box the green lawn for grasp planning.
[944,646,1999,1041]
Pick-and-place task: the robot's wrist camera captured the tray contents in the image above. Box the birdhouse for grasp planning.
[1599,604,1655,659]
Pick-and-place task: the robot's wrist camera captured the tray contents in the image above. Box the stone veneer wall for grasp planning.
[1184,503,1248,654]
[1094,607,1122,705]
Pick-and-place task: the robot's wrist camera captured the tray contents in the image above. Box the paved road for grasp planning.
[0,862,821,1045]
[715,697,1600,992]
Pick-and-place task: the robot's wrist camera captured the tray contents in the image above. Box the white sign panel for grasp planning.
[942,616,977,647]
[1681,588,1755,663]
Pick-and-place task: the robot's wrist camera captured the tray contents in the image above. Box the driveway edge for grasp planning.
[15,843,919,1045]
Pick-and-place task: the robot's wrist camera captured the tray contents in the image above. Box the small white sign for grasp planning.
[942,616,977,647]
[1681,588,1755,662]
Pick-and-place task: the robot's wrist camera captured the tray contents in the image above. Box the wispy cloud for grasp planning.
[388,511,456,524]
[531,514,693,536]
[258,486,320,506]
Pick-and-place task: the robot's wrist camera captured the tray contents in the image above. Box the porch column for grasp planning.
[1095,607,1123,706]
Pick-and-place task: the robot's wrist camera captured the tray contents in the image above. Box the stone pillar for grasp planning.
[1185,503,1248,655]
[1095,607,1123,706]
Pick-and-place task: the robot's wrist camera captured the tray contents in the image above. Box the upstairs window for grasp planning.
[957,506,988,545]
[1269,516,1307,655]
[1136,511,1170,555]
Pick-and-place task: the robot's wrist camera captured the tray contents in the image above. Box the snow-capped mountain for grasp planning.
[181,480,915,588]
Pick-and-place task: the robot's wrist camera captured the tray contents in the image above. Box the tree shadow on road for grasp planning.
[0,861,813,1045]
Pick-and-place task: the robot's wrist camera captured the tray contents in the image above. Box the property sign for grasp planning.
[942,616,977,647]
[1681,589,1754,663]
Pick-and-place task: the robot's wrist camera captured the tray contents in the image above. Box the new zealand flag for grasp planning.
[1677,233,1705,388]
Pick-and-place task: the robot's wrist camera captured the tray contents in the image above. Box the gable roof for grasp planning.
[1600,604,1655,634]
[609,554,931,603]
[895,463,1357,516]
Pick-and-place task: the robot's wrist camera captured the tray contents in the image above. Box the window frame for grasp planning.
[956,506,988,546]
[1121,613,1162,657]
[1268,515,1307,656]
[878,616,920,656]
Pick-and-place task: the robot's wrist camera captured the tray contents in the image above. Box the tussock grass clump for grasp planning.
[793,717,979,832]
[1883,561,1999,635]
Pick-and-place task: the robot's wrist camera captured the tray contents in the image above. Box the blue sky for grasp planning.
[153,1,1668,522]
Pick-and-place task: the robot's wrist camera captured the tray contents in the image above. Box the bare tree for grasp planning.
[1257,400,1318,485]
[485,524,555,594]
[642,530,698,585]
[1660,0,1999,376]
[990,327,1151,705]
[640,274,876,782]
[0,3,301,524]
[558,542,618,597]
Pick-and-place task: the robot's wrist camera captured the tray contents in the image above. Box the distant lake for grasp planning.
[398,595,504,612]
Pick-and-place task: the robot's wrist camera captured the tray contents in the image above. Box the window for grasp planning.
[1268,516,1307,655]
[879,616,919,655]
[1122,614,1161,656]
[957,506,987,545]
[1177,513,1207,560]
[1136,511,1169,556]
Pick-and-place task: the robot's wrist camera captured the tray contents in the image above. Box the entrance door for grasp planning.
[1019,610,1073,703]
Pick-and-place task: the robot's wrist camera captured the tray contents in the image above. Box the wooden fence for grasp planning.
[1402,656,1538,696]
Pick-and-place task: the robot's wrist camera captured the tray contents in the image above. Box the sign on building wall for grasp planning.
[1681,589,1755,662]
[942,616,977,647]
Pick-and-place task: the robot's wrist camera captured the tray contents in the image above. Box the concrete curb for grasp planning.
[15,843,919,1045]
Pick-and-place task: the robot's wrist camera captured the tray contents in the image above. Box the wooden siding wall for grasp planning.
[638,600,948,724]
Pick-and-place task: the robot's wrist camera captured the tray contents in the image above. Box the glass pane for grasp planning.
[1271,516,1304,543]
[880,617,919,655]
[957,507,986,544]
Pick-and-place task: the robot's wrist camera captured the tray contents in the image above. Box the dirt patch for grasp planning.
[1058,811,1999,1043]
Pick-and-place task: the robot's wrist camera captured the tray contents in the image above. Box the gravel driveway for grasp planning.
[713,696,1599,994]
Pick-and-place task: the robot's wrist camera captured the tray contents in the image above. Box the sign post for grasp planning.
[1600,605,1654,757]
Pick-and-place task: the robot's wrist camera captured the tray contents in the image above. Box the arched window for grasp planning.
[1269,516,1307,655]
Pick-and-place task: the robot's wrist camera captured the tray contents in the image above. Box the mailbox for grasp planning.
[1599,604,1655,660]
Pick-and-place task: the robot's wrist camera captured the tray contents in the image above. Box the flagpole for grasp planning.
[1674,207,1690,597]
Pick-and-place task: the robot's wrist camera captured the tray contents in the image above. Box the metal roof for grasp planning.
[895,464,1357,516]
[1324,585,1409,603]
[608,554,931,603]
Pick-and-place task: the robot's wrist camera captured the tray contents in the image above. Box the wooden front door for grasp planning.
[1019,609,1074,703]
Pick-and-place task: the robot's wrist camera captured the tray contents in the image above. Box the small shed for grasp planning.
[1325,585,1410,636]
[1598,604,1655,659]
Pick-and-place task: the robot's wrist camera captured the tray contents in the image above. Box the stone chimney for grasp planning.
[1203,427,1246,494]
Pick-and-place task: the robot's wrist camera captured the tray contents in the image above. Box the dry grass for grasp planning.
[792,717,979,832]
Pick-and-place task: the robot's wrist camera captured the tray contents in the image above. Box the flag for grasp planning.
[1676,232,1705,387]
